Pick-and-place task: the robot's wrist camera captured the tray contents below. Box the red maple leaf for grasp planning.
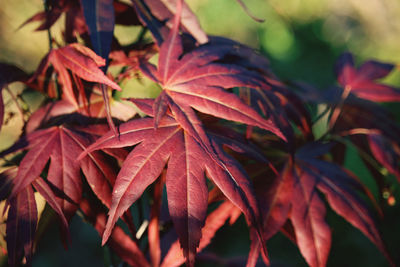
[139,2,283,136]
[80,99,263,265]
[246,141,390,267]
[29,43,121,107]
[10,125,116,220]
[335,52,400,102]
[6,185,37,267]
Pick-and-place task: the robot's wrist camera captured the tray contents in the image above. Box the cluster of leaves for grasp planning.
[1,0,400,266]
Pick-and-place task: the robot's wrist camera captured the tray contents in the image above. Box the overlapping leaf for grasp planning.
[246,141,389,267]
[294,144,389,266]
[80,101,262,266]
[80,198,150,267]
[131,0,207,45]
[25,89,136,133]
[0,167,16,200]
[246,162,294,267]
[10,126,116,221]
[4,0,400,266]
[6,186,37,266]
[18,0,75,31]
[241,83,312,145]
[80,0,115,61]
[161,200,240,267]
[138,0,284,159]
[367,132,400,181]
[20,0,137,43]
[29,43,121,106]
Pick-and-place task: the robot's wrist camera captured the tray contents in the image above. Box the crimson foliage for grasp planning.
[1,0,399,266]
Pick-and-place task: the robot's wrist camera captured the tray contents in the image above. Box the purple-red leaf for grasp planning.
[80,198,151,267]
[6,186,37,267]
[84,118,179,244]
[290,169,331,267]
[11,128,59,197]
[368,133,400,181]
[131,0,207,45]
[83,111,262,265]
[26,90,135,133]
[51,44,121,90]
[297,153,389,262]
[80,0,115,61]
[161,201,239,267]
[32,178,69,237]
[11,126,116,220]
[30,44,121,106]
[335,52,400,102]
[0,167,17,200]
[139,7,285,141]
[260,163,294,241]
[166,131,208,265]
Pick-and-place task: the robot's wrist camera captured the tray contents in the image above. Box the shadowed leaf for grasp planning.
[80,198,151,267]
[6,186,37,267]
[131,0,207,45]
[161,201,239,267]
[80,0,115,61]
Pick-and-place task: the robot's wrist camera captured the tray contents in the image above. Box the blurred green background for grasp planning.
[1,0,400,266]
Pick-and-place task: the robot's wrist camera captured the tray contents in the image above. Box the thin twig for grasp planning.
[101,84,119,137]
[4,86,25,122]
[43,0,53,50]
[328,85,352,129]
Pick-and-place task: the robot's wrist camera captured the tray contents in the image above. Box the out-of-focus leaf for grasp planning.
[245,163,295,267]
[295,142,390,264]
[114,1,141,26]
[296,142,334,159]
[335,52,400,102]
[18,0,67,31]
[367,133,400,181]
[0,63,28,132]
[79,198,150,267]
[131,0,208,45]
[0,167,17,200]
[336,94,400,141]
